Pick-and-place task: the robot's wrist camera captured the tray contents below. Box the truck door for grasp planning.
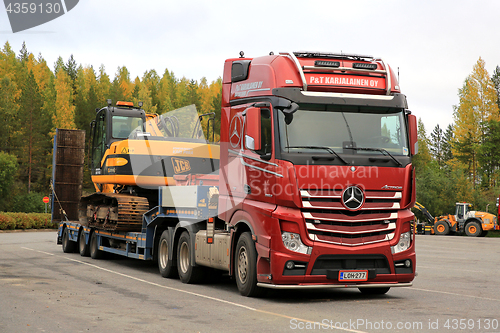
[242,105,277,204]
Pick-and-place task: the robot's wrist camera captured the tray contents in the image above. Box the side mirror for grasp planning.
[408,114,418,155]
[245,107,261,150]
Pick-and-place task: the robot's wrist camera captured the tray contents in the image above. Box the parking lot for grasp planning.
[0,231,499,332]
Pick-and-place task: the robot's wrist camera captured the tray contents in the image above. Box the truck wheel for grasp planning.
[177,231,203,284]
[434,221,449,235]
[158,230,177,278]
[62,227,76,253]
[359,287,390,295]
[465,221,481,237]
[90,231,104,259]
[78,230,90,257]
[235,232,263,297]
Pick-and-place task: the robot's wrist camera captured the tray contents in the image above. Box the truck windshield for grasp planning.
[278,103,409,156]
[112,116,144,139]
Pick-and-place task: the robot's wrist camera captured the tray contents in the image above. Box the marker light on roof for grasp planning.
[116,101,134,107]
[315,60,340,68]
[352,63,378,70]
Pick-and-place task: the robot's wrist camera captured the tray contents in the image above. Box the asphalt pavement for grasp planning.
[0,231,499,333]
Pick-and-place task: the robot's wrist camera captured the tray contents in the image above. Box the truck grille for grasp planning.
[301,188,400,246]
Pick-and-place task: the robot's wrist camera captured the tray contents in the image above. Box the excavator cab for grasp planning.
[454,203,471,223]
[89,101,146,179]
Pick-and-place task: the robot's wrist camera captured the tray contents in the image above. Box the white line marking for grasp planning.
[409,287,500,302]
[22,247,366,333]
[417,265,485,273]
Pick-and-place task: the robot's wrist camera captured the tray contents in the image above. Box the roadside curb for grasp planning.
[0,229,57,233]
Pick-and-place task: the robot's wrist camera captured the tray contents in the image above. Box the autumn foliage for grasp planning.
[0,41,222,212]
[414,57,500,219]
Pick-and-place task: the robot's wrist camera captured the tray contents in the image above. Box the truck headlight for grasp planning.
[391,231,412,254]
[281,232,312,255]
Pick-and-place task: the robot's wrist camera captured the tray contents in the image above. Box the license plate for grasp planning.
[339,270,368,281]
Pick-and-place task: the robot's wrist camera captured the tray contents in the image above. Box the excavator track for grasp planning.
[79,193,149,232]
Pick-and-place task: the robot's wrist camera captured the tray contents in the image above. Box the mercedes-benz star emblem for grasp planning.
[229,116,242,148]
[342,186,364,210]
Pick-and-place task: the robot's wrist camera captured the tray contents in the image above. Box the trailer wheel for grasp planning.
[158,230,177,278]
[90,231,104,259]
[465,221,481,237]
[62,227,76,253]
[177,231,203,284]
[78,230,90,257]
[235,232,263,297]
[359,287,390,295]
[434,221,450,235]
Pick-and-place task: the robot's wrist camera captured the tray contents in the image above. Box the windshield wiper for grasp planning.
[348,147,402,166]
[285,146,349,165]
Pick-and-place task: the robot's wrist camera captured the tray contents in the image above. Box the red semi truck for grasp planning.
[54,51,418,297]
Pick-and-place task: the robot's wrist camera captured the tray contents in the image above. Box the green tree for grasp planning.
[157,69,177,113]
[110,66,134,102]
[491,65,500,110]
[442,124,454,164]
[412,118,432,171]
[75,66,99,131]
[453,57,499,185]
[64,55,78,82]
[210,87,222,141]
[53,67,76,131]
[54,56,65,75]
[187,79,201,111]
[0,76,19,152]
[429,124,444,168]
[142,69,160,108]
[17,70,50,193]
[478,119,500,187]
[18,41,28,62]
[0,152,18,211]
[96,64,111,104]
[133,80,157,113]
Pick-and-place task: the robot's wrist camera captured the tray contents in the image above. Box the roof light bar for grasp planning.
[353,63,378,70]
[314,60,340,68]
[116,101,134,107]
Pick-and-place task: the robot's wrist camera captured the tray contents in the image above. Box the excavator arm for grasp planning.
[413,202,435,225]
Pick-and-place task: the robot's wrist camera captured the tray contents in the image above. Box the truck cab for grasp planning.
[219,52,418,294]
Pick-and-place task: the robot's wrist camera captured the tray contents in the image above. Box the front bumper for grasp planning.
[257,282,412,290]
[257,240,416,288]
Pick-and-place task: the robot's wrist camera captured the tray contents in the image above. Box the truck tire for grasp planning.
[78,230,90,257]
[359,287,390,295]
[434,221,450,235]
[465,221,481,237]
[90,231,104,259]
[62,227,76,253]
[177,231,203,284]
[158,230,177,278]
[235,232,264,297]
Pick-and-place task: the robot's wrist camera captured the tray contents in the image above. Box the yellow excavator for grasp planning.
[413,202,498,237]
[79,101,220,231]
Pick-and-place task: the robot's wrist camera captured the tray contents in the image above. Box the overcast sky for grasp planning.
[1,0,499,133]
